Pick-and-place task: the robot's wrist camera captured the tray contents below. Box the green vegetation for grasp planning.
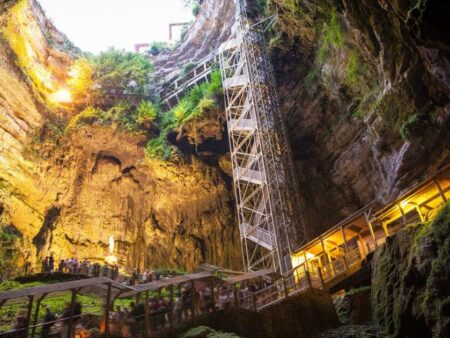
[66,100,158,133]
[181,62,196,81]
[0,226,20,278]
[137,100,158,127]
[317,9,344,64]
[406,0,428,25]
[0,280,46,291]
[166,69,221,129]
[0,291,103,332]
[68,47,153,103]
[307,8,378,116]
[255,0,268,15]
[304,68,319,90]
[183,0,202,16]
[333,285,371,324]
[399,112,430,141]
[192,2,201,17]
[67,55,222,162]
[180,326,241,338]
[144,69,222,161]
[371,203,450,337]
[282,0,306,17]
[145,134,177,161]
[90,47,153,102]
[147,41,170,56]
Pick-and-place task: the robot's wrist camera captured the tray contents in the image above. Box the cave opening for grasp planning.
[0,0,449,337]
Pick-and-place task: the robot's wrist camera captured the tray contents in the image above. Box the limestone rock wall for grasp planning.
[269,0,450,237]
[0,0,241,272]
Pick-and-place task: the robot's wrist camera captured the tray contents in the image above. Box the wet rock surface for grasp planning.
[317,324,385,338]
[370,203,450,337]
[270,0,450,238]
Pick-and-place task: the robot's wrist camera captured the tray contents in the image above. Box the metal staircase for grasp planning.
[156,0,306,275]
[218,0,305,274]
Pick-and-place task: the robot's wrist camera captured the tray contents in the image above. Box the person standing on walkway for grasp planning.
[40,306,56,338]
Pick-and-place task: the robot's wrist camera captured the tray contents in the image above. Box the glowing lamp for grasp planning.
[49,88,72,103]
[400,200,408,208]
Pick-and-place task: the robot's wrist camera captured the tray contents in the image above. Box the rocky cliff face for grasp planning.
[0,0,240,271]
[1,0,449,272]
[370,203,449,337]
[269,0,450,237]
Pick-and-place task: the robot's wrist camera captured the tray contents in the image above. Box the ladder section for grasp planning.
[219,0,306,274]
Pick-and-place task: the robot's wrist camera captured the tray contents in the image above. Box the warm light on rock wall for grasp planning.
[3,0,72,103]
[49,88,72,103]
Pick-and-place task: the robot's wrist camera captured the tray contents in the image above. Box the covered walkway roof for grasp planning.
[292,164,450,257]
[0,277,128,302]
[118,272,226,298]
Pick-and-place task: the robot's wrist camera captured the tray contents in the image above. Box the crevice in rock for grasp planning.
[64,234,89,247]
[122,165,136,174]
[190,233,206,261]
[32,206,60,254]
[151,214,165,232]
[91,152,122,176]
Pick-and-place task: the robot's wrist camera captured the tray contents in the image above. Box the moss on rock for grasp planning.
[371,203,450,337]
[180,326,241,338]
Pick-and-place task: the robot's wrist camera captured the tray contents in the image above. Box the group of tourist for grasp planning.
[40,255,164,286]
[7,301,82,338]
[106,282,231,337]
[4,276,273,338]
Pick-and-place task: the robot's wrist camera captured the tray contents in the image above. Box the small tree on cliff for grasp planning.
[68,48,152,105]
[91,48,153,103]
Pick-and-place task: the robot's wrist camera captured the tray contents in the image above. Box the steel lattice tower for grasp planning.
[219,0,306,274]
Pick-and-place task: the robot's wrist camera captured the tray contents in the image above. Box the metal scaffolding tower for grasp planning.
[219,0,305,274]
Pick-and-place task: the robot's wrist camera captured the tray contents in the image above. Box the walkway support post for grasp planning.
[320,237,335,277]
[282,279,289,298]
[305,270,312,289]
[143,291,149,338]
[302,250,309,271]
[67,289,77,338]
[25,295,34,338]
[364,211,378,250]
[397,203,408,226]
[414,204,425,223]
[340,226,349,268]
[357,234,367,258]
[169,284,174,329]
[104,283,112,338]
[233,284,240,307]
[191,280,196,320]
[31,293,47,338]
[434,178,447,203]
[251,292,257,311]
[317,267,325,290]
[210,279,215,311]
